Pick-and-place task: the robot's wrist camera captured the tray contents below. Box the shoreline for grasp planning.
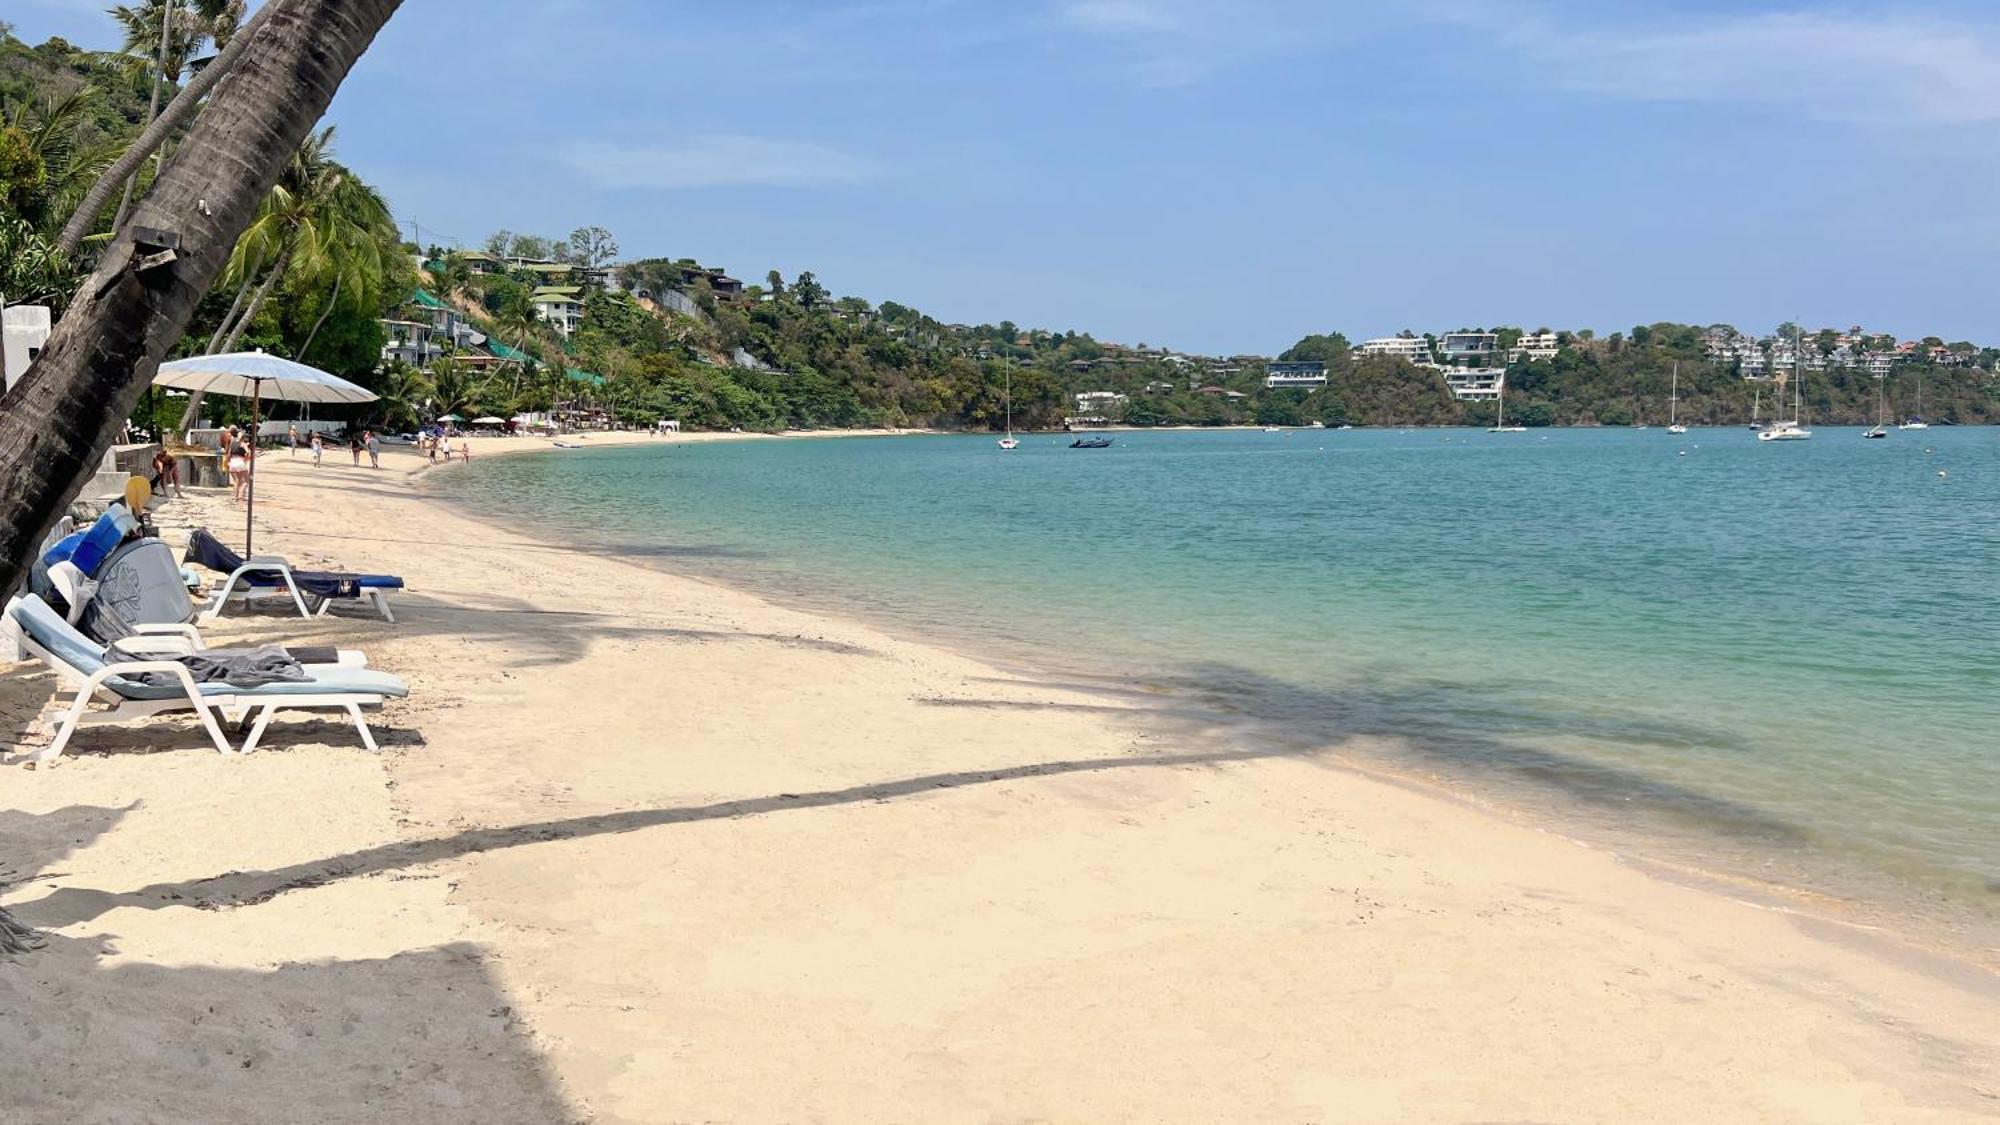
[3,441,1996,1120]
[426,435,1999,969]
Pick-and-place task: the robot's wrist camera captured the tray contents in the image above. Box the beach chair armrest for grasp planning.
[110,635,199,657]
[247,554,291,566]
[132,622,205,648]
[91,659,204,700]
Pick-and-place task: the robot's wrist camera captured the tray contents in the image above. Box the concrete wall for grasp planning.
[3,304,53,391]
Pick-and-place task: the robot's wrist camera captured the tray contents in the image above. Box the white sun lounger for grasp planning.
[3,595,407,761]
[187,529,402,624]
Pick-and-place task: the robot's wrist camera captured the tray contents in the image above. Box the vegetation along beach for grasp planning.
[2,3,1998,1122]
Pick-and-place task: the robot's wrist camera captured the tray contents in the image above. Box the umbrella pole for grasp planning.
[246,379,261,556]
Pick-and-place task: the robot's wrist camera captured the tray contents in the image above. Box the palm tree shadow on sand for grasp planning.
[0,804,579,1124]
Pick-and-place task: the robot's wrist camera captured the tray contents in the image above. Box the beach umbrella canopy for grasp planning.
[471,416,507,424]
[154,351,379,404]
[154,351,377,554]
[436,413,465,423]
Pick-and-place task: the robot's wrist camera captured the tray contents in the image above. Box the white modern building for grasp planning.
[1437,331,1499,362]
[1357,336,1432,364]
[1509,330,1560,361]
[531,291,586,338]
[1263,360,1328,389]
[2,304,52,391]
[1443,368,1506,401]
[1074,390,1129,414]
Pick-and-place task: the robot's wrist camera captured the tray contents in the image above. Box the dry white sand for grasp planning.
[1,435,1996,1123]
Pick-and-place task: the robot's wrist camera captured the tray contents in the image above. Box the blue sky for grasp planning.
[15,0,2000,353]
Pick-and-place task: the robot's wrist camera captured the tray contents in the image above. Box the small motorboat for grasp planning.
[1069,436,1113,449]
[1864,426,1888,439]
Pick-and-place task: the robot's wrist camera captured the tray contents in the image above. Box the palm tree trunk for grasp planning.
[207,271,255,352]
[0,0,407,600]
[112,0,176,234]
[54,0,280,255]
[178,240,291,429]
[296,268,341,361]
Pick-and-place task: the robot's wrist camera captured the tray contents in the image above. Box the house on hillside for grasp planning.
[1509,330,1560,361]
[380,319,440,367]
[531,288,586,337]
[1437,331,1499,364]
[1264,361,1328,389]
[1442,368,1505,401]
[1356,335,1433,365]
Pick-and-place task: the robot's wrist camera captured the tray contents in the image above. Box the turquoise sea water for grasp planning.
[433,427,2000,936]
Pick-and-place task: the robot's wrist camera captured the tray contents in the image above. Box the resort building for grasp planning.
[531,289,587,337]
[1074,391,1129,415]
[379,319,441,367]
[1442,368,1506,401]
[1263,361,1328,389]
[1865,352,1896,377]
[2,304,52,392]
[1356,335,1433,364]
[1509,331,1560,361]
[1437,331,1499,362]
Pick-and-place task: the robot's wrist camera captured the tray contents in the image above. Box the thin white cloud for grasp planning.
[1060,0,1183,34]
[1051,0,1358,86]
[1451,3,2000,126]
[563,135,878,190]
[1052,0,2000,124]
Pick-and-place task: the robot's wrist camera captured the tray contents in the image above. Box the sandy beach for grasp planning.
[2,434,1996,1123]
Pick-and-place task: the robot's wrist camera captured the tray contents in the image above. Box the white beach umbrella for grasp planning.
[471,416,507,424]
[154,351,377,554]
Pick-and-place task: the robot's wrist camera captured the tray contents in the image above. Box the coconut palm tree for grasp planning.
[180,126,394,425]
[1,88,119,236]
[107,1,209,228]
[0,0,409,605]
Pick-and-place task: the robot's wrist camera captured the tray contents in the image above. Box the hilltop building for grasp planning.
[1356,335,1432,364]
[1264,361,1328,389]
[1437,331,1499,363]
[1442,368,1506,401]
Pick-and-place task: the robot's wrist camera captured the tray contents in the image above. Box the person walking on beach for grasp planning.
[456,436,471,463]
[310,430,324,467]
[288,422,299,458]
[426,434,439,465]
[349,431,363,466]
[364,429,381,468]
[227,430,253,503]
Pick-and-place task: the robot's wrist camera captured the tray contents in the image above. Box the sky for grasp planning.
[14,0,2000,354]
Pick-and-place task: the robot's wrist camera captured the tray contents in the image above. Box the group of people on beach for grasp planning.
[421,431,470,464]
[286,423,380,469]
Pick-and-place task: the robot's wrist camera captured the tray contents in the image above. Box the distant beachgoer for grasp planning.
[288,422,300,457]
[310,430,324,467]
[149,449,183,499]
[227,433,252,502]
[456,437,470,463]
[350,431,363,466]
[425,434,438,464]
[364,429,381,468]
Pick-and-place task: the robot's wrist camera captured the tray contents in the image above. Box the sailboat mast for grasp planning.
[1670,362,1678,425]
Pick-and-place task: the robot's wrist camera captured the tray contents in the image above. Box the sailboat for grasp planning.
[1865,373,1889,438]
[997,365,1019,449]
[1666,362,1687,434]
[1487,375,1526,433]
[1757,326,1812,441]
[1748,384,1762,430]
[1898,372,1929,430]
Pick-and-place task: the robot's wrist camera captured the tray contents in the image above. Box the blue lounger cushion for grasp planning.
[194,667,409,700]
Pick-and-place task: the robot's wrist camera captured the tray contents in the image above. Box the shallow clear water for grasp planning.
[433,427,2000,930]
